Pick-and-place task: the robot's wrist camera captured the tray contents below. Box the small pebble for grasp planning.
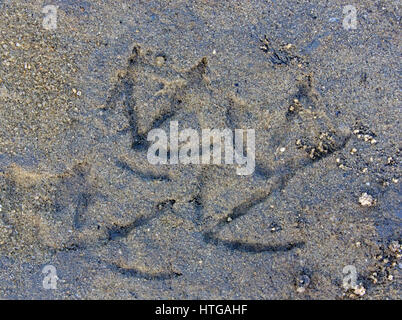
[359,193,375,207]
[155,56,165,67]
[296,274,310,293]
[353,285,366,296]
[284,43,293,50]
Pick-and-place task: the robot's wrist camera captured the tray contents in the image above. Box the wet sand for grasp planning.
[0,0,400,299]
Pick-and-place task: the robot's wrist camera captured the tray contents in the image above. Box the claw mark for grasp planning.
[107,199,175,241]
[115,159,171,182]
[259,35,303,66]
[107,218,150,241]
[293,73,319,109]
[157,199,176,210]
[56,243,84,252]
[108,263,182,280]
[74,192,92,229]
[253,164,274,180]
[227,191,271,222]
[203,233,305,253]
[107,215,156,241]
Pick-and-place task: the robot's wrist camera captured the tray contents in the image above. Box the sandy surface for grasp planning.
[0,0,400,299]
